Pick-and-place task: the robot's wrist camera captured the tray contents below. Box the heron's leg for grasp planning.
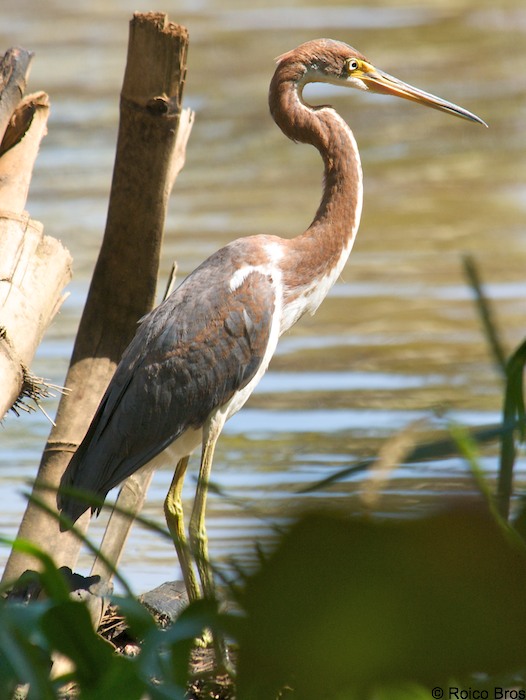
[164,456,201,602]
[189,424,222,600]
[189,421,232,672]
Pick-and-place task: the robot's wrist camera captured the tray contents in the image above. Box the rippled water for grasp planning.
[1,0,525,592]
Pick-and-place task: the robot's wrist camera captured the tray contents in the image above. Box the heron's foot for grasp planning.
[194,628,213,648]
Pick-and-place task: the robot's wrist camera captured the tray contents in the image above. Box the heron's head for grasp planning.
[279,38,487,126]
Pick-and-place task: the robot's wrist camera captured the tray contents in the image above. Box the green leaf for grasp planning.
[79,655,145,700]
[138,598,221,689]
[0,601,55,699]
[40,599,114,687]
[237,507,526,697]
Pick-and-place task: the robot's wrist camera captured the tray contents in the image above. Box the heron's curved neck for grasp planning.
[269,64,363,315]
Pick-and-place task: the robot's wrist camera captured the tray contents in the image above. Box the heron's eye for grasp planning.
[347,58,360,73]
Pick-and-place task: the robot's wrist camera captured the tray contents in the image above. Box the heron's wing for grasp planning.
[59,245,276,520]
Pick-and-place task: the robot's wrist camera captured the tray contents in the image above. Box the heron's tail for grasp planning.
[57,453,95,531]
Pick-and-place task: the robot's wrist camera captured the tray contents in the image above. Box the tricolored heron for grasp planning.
[59,39,485,602]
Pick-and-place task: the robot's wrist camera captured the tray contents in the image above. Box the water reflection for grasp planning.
[0,0,525,591]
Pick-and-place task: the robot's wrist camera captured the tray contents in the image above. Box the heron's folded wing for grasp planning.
[59,253,276,518]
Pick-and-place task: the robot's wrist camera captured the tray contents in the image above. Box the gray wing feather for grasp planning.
[59,243,276,523]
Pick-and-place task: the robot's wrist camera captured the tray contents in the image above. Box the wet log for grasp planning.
[2,13,193,586]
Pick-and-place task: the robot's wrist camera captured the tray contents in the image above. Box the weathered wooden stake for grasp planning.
[0,47,72,420]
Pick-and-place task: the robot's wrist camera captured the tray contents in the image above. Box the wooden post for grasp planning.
[2,14,193,586]
[0,47,33,139]
[0,47,72,420]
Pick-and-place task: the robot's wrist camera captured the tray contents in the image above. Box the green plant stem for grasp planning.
[497,339,526,520]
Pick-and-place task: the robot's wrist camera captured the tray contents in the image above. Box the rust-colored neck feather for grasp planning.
[268,50,363,314]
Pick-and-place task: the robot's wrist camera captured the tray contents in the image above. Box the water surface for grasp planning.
[1,0,525,591]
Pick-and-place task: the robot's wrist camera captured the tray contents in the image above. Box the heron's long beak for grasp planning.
[362,65,487,127]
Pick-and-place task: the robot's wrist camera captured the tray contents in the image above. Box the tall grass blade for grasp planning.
[497,338,526,519]
[300,421,522,494]
[463,254,508,377]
